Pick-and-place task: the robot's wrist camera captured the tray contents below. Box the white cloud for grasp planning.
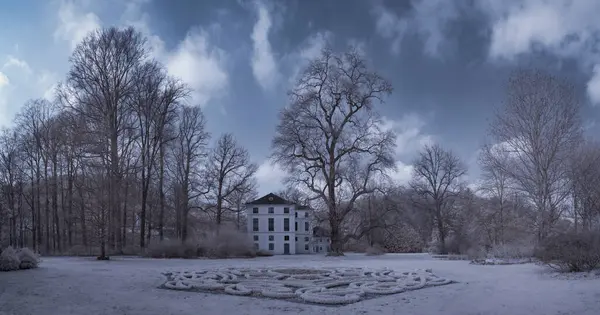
[251,1,278,91]
[53,0,228,108]
[478,0,600,105]
[54,0,101,50]
[166,29,229,106]
[380,113,434,158]
[3,56,31,73]
[255,160,287,194]
[388,160,414,185]
[587,65,600,106]
[371,0,460,57]
[286,31,332,87]
[0,72,8,88]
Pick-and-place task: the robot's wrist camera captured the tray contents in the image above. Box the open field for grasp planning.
[1,254,599,315]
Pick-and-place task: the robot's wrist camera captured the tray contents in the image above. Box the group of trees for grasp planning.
[271,50,599,256]
[1,25,598,259]
[0,27,258,258]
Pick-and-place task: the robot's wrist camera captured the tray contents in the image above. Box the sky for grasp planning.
[0,0,599,196]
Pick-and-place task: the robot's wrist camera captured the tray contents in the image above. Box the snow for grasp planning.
[1,253,599,315]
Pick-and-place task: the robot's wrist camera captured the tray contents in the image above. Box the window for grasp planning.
[269,235,274,241]
[269,243,274,251]
[268,207,274,214]
[252,218,259,232]
[305,222,309,231]
[305,244,309,251]
[284,207,289,214]
[283,218,290,231]
[305,212,309,218]
[253,235,259,241]
[268,218,274,231]
[295,237,298,241]
[252,207,259,214]
[295,222,298,231]
[254,243,259,250]
[284,235,289,241]
[304,237,309,242]
[295,212,298,218]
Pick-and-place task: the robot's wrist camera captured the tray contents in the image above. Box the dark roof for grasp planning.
[246,193,292,205]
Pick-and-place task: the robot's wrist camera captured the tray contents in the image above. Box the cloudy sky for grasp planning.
[1,0,599,195]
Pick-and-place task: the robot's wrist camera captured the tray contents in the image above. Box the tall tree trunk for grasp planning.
[67,162,74,248]
[139,154,147,248]
[44,159,50,253]
[30,170,36,251]
[52,157,61,253]
[36,162,42,250]
[158,143,165,241]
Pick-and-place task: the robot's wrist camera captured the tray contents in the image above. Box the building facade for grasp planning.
[245,193,329,255]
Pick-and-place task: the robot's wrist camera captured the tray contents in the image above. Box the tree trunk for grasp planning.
[52,157,61,253]
[44,159,50,253]
[158,143,165,241]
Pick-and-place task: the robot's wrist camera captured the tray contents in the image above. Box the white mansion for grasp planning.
[245,193,330,255]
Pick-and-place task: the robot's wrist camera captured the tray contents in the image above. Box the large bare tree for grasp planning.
[64,26,147,258]
[204,133,257,230]
[411,144,466,254]
[271,48,396,255]
[487,69,582,241]
[170,105,210,241]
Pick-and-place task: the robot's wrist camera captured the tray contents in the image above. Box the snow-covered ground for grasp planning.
[1,253,599,315]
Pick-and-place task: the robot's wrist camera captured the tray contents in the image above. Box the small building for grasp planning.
[245,192,320,255]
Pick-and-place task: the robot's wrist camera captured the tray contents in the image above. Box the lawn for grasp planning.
[1,253,599,315]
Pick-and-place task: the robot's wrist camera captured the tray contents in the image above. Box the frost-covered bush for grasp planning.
[365,244,386,256]
[145,240,198,259]
[0,247,21,271]
[200,229,256,258]
[535,231,600,272]
[17,247,39,269]
[256,249,273,257]
[489,242,534,260]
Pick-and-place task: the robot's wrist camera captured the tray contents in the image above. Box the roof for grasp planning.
[246,193,292,205]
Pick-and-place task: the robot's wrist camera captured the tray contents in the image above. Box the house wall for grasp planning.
[245,204,316,255]
[246,204,297,255]
[312,236,331,253]
[294,209,312,254]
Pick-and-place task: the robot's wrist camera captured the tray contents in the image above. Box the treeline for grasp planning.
[0,27,258,257]
[337,70,600,261]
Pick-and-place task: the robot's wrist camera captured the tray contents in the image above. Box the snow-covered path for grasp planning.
[1,254,599,315]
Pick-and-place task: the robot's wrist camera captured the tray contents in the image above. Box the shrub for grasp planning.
[488,242,534,260]
[145,239,198,259]
[365,244,386,256]
[0,247,21,271]
[256,249,273,257]
[17,248,39,269]
[200,229,256,259]
[535,230,600,272]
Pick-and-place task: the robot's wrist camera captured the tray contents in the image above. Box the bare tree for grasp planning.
[204,133,257,230]
[63,26,147,258]
[411,144,466,254]
[130,61,186,248]
[271,48,396,255]
[170,105,210,241]
[570,140,600,230]
[487,69,582,241]
[277,187,310,206]
[478,143,514,245]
